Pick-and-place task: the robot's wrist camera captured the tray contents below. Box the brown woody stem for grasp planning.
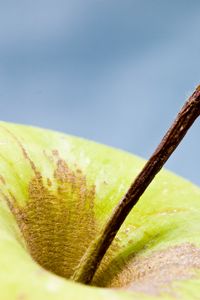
[71,85,200,284]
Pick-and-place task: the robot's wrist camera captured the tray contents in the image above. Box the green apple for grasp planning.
[0,121,200,300]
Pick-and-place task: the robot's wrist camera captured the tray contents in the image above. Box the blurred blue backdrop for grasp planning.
[0,1,200,184]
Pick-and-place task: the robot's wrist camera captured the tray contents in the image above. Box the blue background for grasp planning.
[1,1,200,185]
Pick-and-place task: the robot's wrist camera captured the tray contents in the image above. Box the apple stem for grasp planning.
[71,85,200,285]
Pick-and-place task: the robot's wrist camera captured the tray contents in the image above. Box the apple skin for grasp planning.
[0,121,200,300]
